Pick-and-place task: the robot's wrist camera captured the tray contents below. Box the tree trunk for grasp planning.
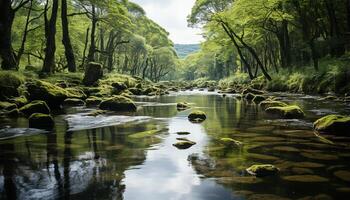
[61,0,76,72]
[0,0,17,70]
[42,0,59,73]
[347,0,350,31]
[309,40,319,71]
[17,0,33,68]
[87,5,97,62]
[81,27,90,67]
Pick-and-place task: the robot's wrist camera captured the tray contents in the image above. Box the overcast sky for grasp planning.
[131,0,203,44]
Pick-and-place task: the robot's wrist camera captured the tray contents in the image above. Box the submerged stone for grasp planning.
[173,140,196,149]
[177,102,190,110]
[188,110,207,122]
[99,96,137,112]
[265,105,305,119]
[246,164,279,177]
[282,175,329,183]
[313,115,350,135]
[29,113,54,130]
[19,100,50,117]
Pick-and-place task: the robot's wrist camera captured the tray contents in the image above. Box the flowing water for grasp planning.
[1,90,350,200]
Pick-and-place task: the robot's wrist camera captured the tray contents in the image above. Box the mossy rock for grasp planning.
[252,95,267,104]
[242,88,265,95]
[99,96,137,112]
[265,105,305,119]
[0,101,17,111]
[86,96,102,106]
[188,110,207,122]
[0,72,23,99]
[19,100,50,117]
[313,115,350,134]
[259,100,288,109]
[28,113,54,130]
[177,102,190,110]
[9,96,28,107]
[26,80,70,108]
[220,138,243,148]
[246,164,279,177]
[129,87,142,95]
[5,109,19,118]
[112,82,127,91]
[177,132,191,135]
[65,87,87,99]
[173,140,196,149]
[63,98,86,106]
[245,93,255,100]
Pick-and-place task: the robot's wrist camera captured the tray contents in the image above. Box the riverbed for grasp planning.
[1,90,350,200]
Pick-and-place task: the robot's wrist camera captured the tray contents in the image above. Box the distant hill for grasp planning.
[174,44,200,59]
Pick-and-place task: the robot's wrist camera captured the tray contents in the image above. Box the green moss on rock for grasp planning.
[313,115,350,134]
[246,164,279,177]
[259,100,288,109]
[63,98,86,106]
[29,113,54,130]
[0,102,17,111]
[19,100,50,117]
[177,102,190,110]
[86,96,102,106]
[265,105,305,119]
[99,96,137,112]
[188,110,207,122]
[220,138,243,148]
[9,96,28,107]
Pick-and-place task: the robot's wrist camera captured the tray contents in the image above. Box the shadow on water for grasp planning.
[1,90,350,199]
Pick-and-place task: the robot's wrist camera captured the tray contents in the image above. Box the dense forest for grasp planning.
[174,44,200,58]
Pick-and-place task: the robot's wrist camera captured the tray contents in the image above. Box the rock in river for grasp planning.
[177,102,190,110]
[83,62,103,86]
[246,164,279,177]
[188,110,207,122]
[173,140,196,149]
[220,138,243,148]
[63,98,86,106]
[259,100,288,109]
[265,105,305,119]
[99,95,137,112]
[313,115,350,135]
[29,113,54,130]
[19,100,50,117]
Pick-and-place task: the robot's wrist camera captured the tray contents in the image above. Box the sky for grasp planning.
[131,0,203,44]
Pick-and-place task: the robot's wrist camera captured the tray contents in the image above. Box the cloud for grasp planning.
[131,0,203,44]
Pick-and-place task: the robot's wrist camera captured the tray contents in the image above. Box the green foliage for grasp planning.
[174,44,200,58]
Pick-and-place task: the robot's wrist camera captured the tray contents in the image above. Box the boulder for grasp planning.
[259,100,288,109]
[86,96,102,106]
[313,115,350,134]
[112,82,127,91]
[99,96,137,112]
[63,98,86,106]
[245,93,255,100]
[252,95,267,104]
[26,80,69,108]
[188,110,207,122]
[173,140,196,149]
[0,101,17,111]
[83,62,103,86]
[19,101,50,117]
[0,72,22,99]
[265,105,305,119]
[65,87,87,99]
[246,164,279,177]
[6,109,19,118]
[28,113,54,130]
[9,96,28,107]
[129,87,142,95]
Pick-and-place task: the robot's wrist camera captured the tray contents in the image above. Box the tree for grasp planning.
[61,0,76,72]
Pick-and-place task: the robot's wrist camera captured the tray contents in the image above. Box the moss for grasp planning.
[0,71,24,99]
[63,98,86,106]
[259,100,288,109]
[9,96,28,107]
[100,73,137,88]
[0,101,17,111]
[265,105,305,119]
[19,100,50,117]
[86,96,102,106]
[313,115,350,134]
[188,110,207,122]
[173,140,196,149]
[252,95,266,104]
[65,87,87,99]
[220,138,243,147]
[246,164,279,177]
[128,129,160,139]
[26,80,70,108]
[177,102,190,110]
[99,95,137,112]
[28,113,54,130]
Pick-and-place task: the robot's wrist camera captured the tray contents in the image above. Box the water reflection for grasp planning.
[0,91,350,199]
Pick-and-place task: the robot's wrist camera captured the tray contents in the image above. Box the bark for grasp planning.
[87,5,97,62]
[61,0,76,72]
[0,0,17,70]
[42,0,59,73]
[81,27,90,67]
